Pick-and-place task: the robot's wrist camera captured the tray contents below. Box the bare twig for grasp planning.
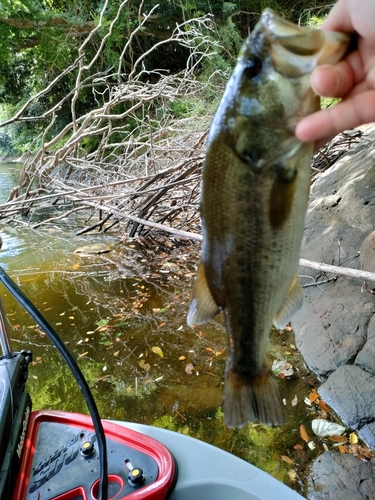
[299,258,375,282]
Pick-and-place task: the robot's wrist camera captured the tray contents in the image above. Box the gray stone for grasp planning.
[318,365,375,442]
[293,136,375,381]
[307,451,375,500]
[291,129,375,457]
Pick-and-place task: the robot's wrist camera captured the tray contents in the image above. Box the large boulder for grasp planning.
[292,127,375,450]
[307,451,375,500]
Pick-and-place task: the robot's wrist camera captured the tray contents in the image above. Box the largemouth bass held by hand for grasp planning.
[187,9,350,428]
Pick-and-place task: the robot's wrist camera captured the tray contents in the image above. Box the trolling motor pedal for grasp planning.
[13,410,176,500]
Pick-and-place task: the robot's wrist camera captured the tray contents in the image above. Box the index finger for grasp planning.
[323,0,355,32]
[296,89,375,143]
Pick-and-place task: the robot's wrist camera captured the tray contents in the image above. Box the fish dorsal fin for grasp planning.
[187,261,220,326]
[273,273,304,330]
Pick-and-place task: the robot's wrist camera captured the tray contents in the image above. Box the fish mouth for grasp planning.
[261,8,351,77]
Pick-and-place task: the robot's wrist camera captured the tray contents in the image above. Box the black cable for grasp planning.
[0,266,108,500]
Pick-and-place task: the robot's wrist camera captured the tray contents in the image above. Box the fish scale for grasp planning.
[187,9,350,428]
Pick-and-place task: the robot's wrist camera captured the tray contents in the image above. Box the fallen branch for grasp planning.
[299,258,375,282]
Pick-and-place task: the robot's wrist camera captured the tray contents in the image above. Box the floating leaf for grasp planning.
[300,424,310,442]
[152,346,164,357]
[311,419,346,438]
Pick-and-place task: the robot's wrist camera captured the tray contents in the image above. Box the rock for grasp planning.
[307,451,375,500]
[360,230,375,273]
[355,314,375,374]
[291,129,375,451]
[318,365,375,449]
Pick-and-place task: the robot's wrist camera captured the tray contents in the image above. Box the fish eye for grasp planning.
[243,56,262,79]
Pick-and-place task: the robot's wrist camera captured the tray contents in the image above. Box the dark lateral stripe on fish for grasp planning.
[269,169,297,229]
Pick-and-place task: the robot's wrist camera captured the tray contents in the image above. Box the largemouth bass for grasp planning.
[187,9,350,428]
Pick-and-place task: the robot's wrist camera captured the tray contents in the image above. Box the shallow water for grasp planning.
[0,162,316,495]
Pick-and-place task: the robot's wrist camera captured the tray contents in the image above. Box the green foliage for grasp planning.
[0,0,336,156]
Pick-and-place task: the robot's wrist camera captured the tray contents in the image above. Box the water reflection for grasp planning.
[0,162,310,493]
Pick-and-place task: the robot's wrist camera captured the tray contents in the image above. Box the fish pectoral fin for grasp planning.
[273,273,304,330]
[187,261,220,326]
[223,362,286,428]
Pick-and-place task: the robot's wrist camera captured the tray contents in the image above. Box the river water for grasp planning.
[0,161,315,494]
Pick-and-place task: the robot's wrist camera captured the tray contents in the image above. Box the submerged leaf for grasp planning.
[139,359,150,371]
[152,346,164,357]
[281,455,293,465]
[300,424,310,443]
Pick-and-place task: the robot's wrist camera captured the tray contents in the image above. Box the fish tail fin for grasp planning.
[223,364,286,428]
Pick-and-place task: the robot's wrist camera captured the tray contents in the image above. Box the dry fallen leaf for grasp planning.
[338,445,348,454]
[79,352,88,358]
[281,455,293,465]
[309,391,319,404]
[311,419,346,438]
[328,435,347,443]
[319,400,331,413]
[178,355,186,361]
[349,432,358,445]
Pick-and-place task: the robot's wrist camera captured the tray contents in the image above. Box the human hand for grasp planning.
[295,0,375,149]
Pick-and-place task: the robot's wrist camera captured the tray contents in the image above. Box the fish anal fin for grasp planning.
[187,261,220,327]
[223,362,286,428]
[273,273,304,330]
